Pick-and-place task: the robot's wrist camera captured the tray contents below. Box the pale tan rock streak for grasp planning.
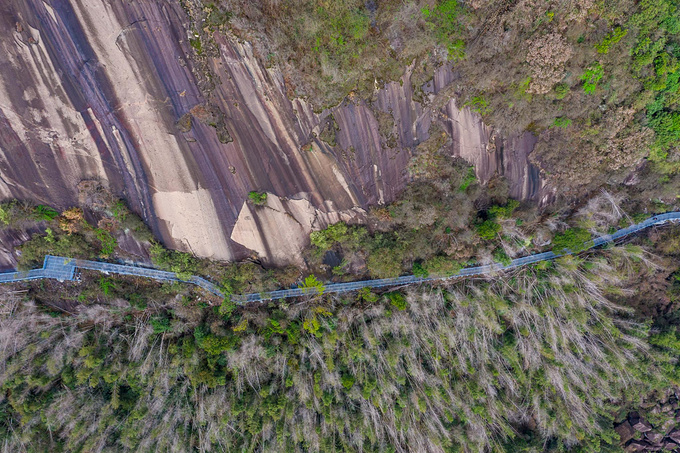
[67,0,232,259]
[153,189,228,260]
[231,194,365,265]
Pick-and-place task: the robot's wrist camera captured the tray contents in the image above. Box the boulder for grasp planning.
[616,421,636,444]
[663,440,679,450]
[645,431,664,444]
[624,441,648,452]
[632,418,653,433]
[669,428,680,443]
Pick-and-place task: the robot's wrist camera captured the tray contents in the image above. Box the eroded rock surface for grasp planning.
[0,0,550,265]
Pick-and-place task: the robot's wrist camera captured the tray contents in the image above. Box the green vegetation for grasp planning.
[247,191,268,206]
[1,245,677,451]
[423,255,461,277]
[422,0,466,60]
[412,261,428,278]
[386,291,407,310]
[464,95,490,114]
[552,117,572,128]
[581,62,604,94]
[150,243,198,280]
[299,274,325,295]
[477,219,501,240]
[552,227,593,253]
[33,204,59,221]
[595,26,628,54]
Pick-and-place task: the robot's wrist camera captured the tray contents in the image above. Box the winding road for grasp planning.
[1,212,679,303]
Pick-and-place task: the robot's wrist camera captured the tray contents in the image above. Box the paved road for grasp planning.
[2,212,679,303]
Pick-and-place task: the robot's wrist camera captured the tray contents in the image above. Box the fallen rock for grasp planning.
[625,441,648,452]
[616,421,637,444]
[645,431,664,444]
[663,440,679,450]
[632,419,653,433]
[669,428,680,443]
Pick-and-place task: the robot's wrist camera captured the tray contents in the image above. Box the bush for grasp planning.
[488,200,520,219]
[218,296,237,320]
[552,227,593,253]
[150,242,199,279]
[150,316,172,334]
[581,62,604,94]
[423,256,461,277]
[300,274,325,295]
[248,191,268,206]
[595,27,628,54]
[33,205,59,221]
[310,222,350,250]
[412,262,429,278]
[553,83,570,99]
[386,292,407,311]
[477,220,501,240]
[17,229,95,270]
[422,0,466,60]
[493,248,512,266]
[366,247,403,278]
[94,228,117,258]
[552,117,572,128]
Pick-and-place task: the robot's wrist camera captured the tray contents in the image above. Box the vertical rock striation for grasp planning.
[0,0,550,265]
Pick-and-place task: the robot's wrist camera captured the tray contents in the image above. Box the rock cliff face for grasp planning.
[0,0,551,265]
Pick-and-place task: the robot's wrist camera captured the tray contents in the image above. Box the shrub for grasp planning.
[33,205,59,221]
[488,200,520,219]
[150,316,172,334]
[386,292,407,311]
[581,63,604,94]
[341,373,355,390]
[595,27,628,54]
[552,227,593,253]
[459,167,477,192]
[218,296,237,320]
[357,287,379,303]
[367,248,403,278]
[310,222,350,250]
[248,191,268,206]
[18,229,95,270]
[493,248,512,266]
[412,262,429,278]
[477,220,501,240]
[94,228,117,258]
[553,83,570,100]
[423,256,461,277]
[422,0,466,60]
[552,117,572,128]
[300,274,325,295]
[150,242,199,279]
[464,95,490,115]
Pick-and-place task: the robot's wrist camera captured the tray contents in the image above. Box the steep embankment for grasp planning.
[0,0,548,266]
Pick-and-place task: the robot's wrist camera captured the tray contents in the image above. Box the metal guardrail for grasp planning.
[1,213,679,303]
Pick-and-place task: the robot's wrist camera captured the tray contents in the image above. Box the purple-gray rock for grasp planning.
[616,421,637,444]
[632,419,653,433]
